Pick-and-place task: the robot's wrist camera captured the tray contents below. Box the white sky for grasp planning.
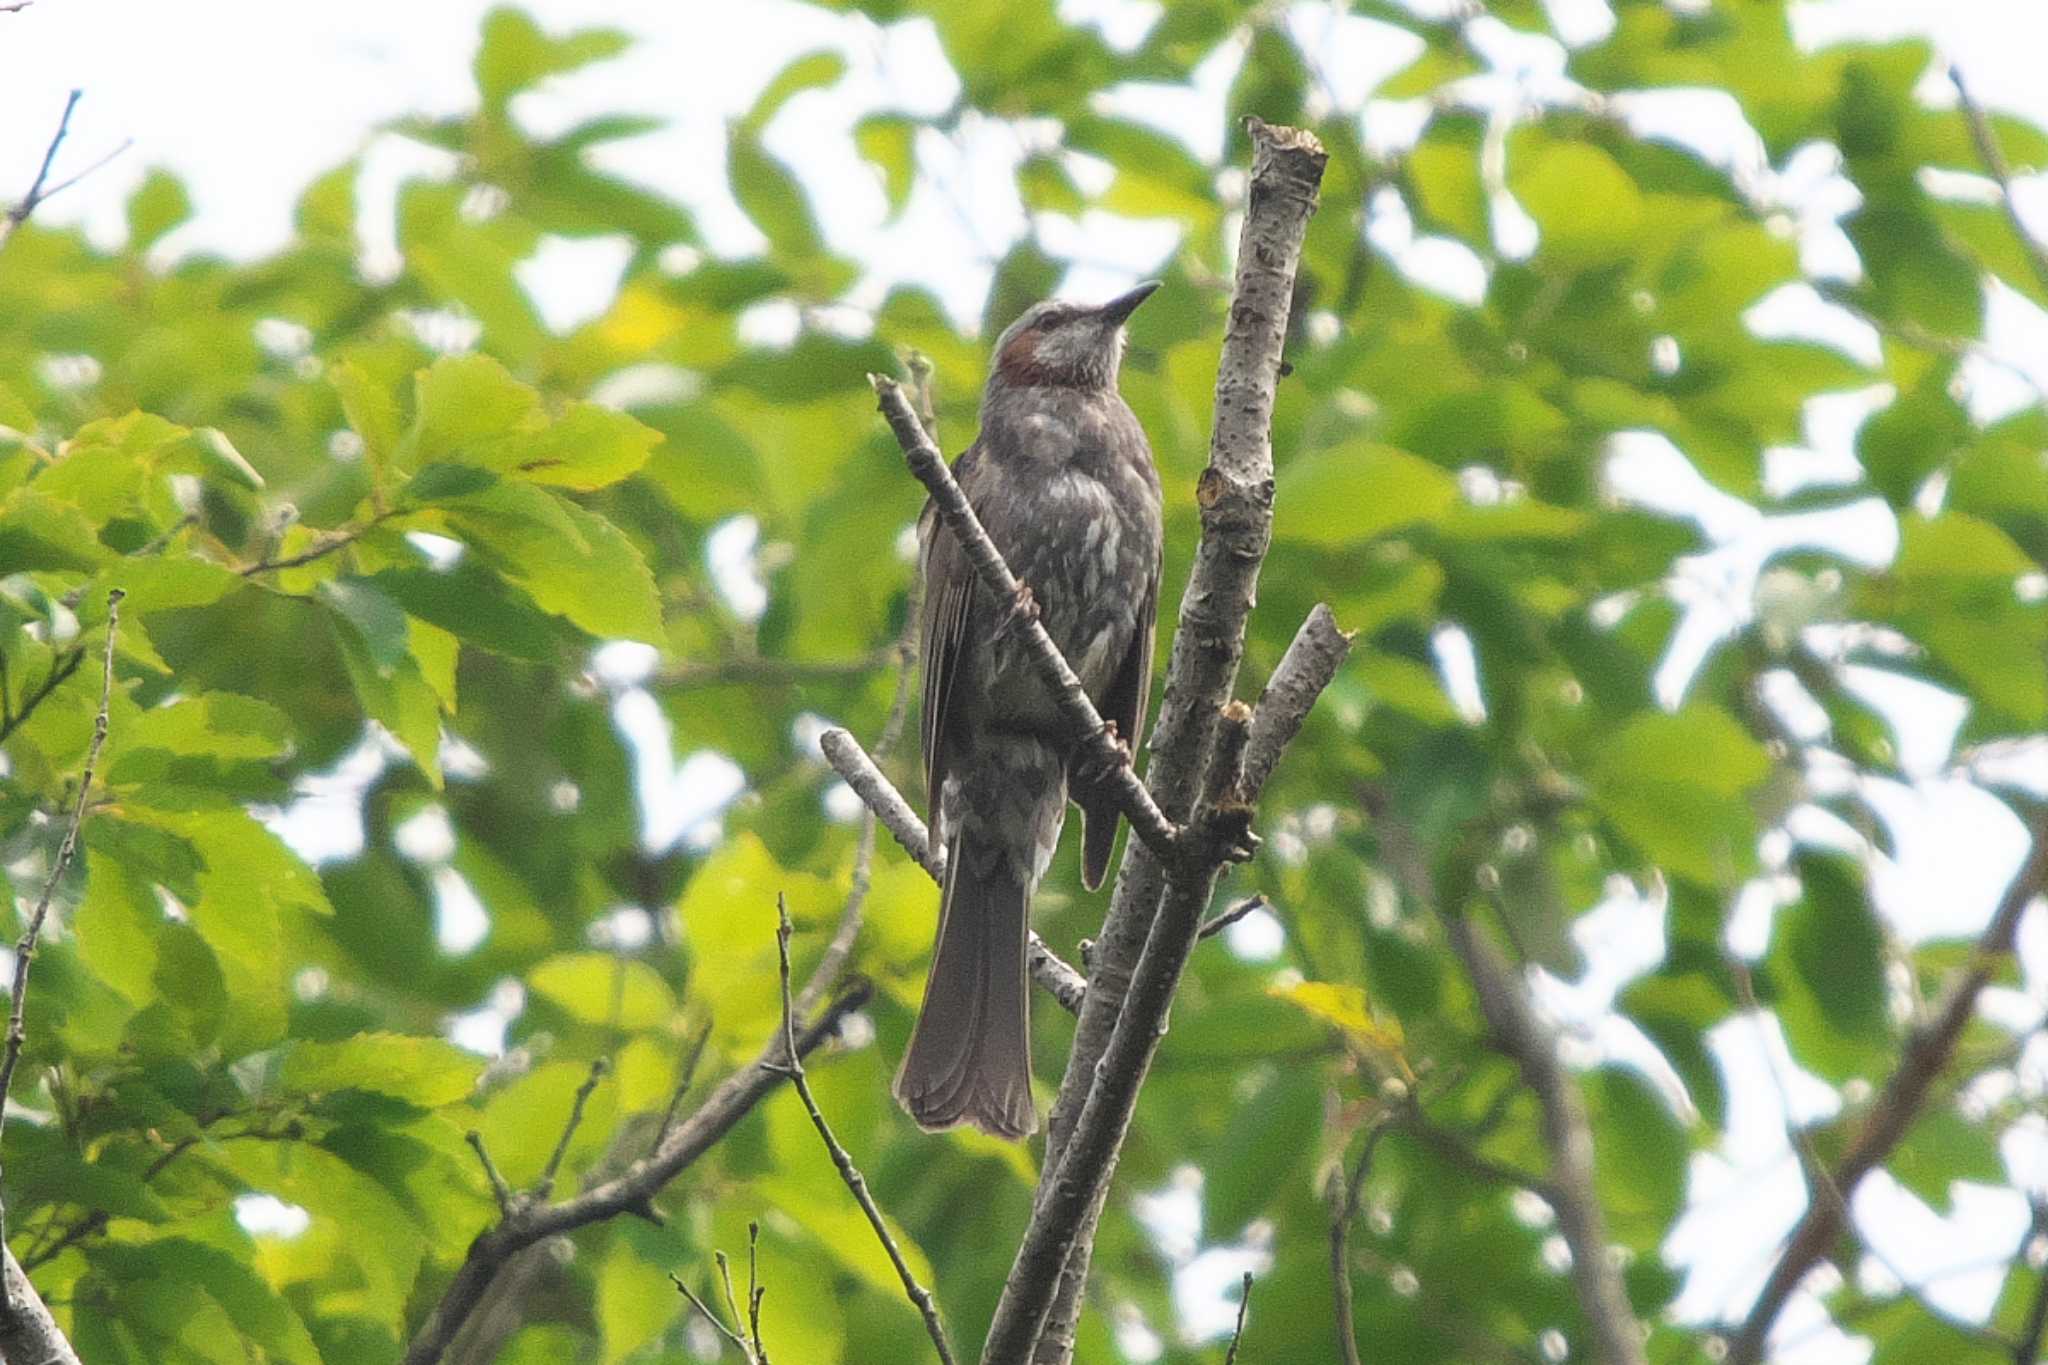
[10,1,2048,1360]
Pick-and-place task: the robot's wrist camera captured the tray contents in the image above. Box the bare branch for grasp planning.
[868,373,1184,866]
[650,1021,714,1154]
[401,977,871,1364]
[0,588,120,1329]
[1444,913,1645,1365]
[990,118,1332,1365]
[534,1057,609,1201]
[1952,64,2048,299]
[0,1247,79,1365]
[239,525,371,576]
[1224,1272,1253,1365]
[1,89,78,246]
[1197,894,1266,943]
[1242,605,1354,799]
[1,89,131,253]
[746,1222,769,1365]
[0,647,83,746]
[1727,817,2048,1365]
[818,726,1087,1011]
[672,1269,756,1361]
[1329,1123,1389,1365]
[773,898,957,1364]
[465,1131,517,1217]
[1399,1104,1557,1201]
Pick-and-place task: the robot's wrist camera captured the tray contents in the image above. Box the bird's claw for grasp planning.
[993,581,1041,641]
[1078,721,1132,785]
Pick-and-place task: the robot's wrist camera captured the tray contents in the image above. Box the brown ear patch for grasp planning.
[996,326,1041,380]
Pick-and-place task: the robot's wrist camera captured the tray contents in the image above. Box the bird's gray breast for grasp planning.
[970,390,1159,716]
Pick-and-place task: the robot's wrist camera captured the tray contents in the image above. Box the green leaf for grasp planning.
[1276,442,1458,546]
[283,1033,484,1108]
[1892,511,2034,580]
[367,562,568,662]
[744,51,847,133]
[1887,1105,2005,1210]
[1357,649,1460,725]
[1202,1063,1324,1238]
[1586,1069,1687,1242]
[529,953,678,1029]
[856,114,918,217]
[321,577,446,784]
[596,1235,680,1363]
[488,401,663,491]
[406,354,543,470]
[1767,853,1891,1083]
[416,472,665,643]
[1508,137,1644,267]
[332,359,403,486]
[474,9,629,112]
[126,170,193,251]
[116,1241,321,1365]
[677,833,839,1055]
[1588,706,1770,885]
[730,128,824,261]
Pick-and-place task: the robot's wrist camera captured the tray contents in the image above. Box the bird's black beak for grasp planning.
[1097,280,1161,326]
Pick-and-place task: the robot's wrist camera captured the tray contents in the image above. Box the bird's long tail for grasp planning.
[894,821,1041,1139]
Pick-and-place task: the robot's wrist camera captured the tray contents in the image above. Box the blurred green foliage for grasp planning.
[2,1,2047,1361]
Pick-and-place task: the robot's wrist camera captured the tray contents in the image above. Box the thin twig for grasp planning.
[1726,817,2048,1365]
[818,726,1088,1011]
[772,898,957,1363]
[533,1057,608,1200]
[716,1250,746,1353]
[0,648,82,746]
[22,1133,199,1270]
[650,1022,714,1154]
[239,525,371,576]
[1223,1272,1253,1365]
[1329,1123,1389,1365]
[672,1272,755,1361]
[402,978,872,1365]
[0,589,120,1318]
[660,647,899,691]
[794,623,917,1023]
[1,89,78,236]
[1197,894,1267,942]
[465,1132,517,1217]
[1952,64,2048,299]
[0,88,130,255]
[746,1222,769,1365]
[1399,1105,1557,1201]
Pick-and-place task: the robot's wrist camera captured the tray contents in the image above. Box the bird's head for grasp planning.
[989,281,1159,393]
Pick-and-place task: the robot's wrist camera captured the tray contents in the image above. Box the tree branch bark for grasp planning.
[819,726,1088,1012]
[1725,816,2048,1365]
[0,1246,80,1365]
[982,117,1332,1365]
[1444,913,1646,1365]
[401,979,871,1365]
[1952,64,2048,300]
